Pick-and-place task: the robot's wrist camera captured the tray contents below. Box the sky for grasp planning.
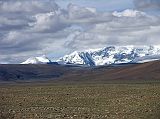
[0,0,160,63]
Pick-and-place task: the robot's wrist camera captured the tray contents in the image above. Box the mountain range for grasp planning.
[22,46,160,66]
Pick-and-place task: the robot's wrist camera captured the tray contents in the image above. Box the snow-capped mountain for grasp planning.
[21,55,51,64]
[21,46,160,66]
[57,46,160,66]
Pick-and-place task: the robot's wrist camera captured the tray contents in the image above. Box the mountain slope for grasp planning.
[57,46,160,66]
[59,60,160,82]
[1,60,160,82]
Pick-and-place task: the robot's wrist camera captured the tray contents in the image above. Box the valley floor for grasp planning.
[0,82,160,119]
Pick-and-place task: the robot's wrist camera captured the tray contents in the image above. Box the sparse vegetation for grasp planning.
[0,83,160,119]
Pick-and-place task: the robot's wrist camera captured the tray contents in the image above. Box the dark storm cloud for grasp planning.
[134,0,160,10]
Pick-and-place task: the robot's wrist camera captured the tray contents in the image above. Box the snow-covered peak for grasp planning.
[57,46,160,66]
[57,51,85,65]
[21,55,51,64]
[112,9,146,17]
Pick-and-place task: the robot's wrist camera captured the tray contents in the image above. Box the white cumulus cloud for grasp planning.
[0,0,160,63]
